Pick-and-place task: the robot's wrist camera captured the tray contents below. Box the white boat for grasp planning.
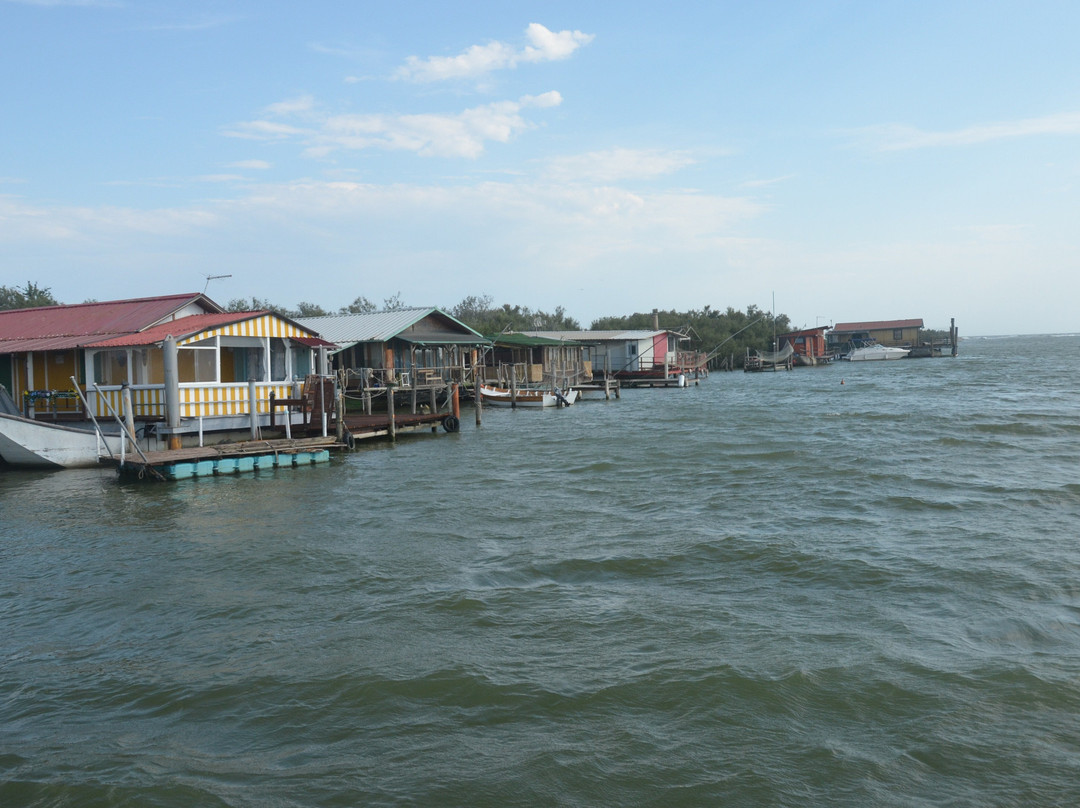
[0,411,125,468]
[843,342,910,361]
[478,384,579,407]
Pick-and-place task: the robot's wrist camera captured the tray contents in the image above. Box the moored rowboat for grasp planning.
[478,384,578,407]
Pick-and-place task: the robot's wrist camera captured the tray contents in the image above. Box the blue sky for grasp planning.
[2,0,1078,335]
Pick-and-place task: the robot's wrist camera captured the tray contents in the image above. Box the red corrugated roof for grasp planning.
[291,336,336,348]
[90,312,267,347]
[0,293,220,354]
[91,312,335,348]
[777,326,829,338]
[832,319,924,332]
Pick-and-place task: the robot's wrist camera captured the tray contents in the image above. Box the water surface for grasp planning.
[3,335,1080,806]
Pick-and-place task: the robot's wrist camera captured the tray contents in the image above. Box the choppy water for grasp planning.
[3,334,1080,807]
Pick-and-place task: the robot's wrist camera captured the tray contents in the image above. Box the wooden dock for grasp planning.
[574,378,621,399]
[339,411,458,442]
[111,436,342,481]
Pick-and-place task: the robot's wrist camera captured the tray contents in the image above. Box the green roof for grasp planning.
[486,332,584,347]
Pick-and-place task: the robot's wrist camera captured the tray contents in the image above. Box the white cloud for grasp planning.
[223,120,313,140]
[227,93,563,159]
[545,148,696,183]
[264,96,315,116]
[0,195,217,243]
[227,160,271,170]
[395,23,594,82]
[850,111,1080,151]
[741,174,795,189]
[196,174,246,183]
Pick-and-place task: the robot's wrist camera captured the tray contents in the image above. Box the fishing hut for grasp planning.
[517,327,707,388]
[480,332,599,396]
[296,307,489,421]
[828,318,959,358]
[0,292,339,451]
[775,326,833,366]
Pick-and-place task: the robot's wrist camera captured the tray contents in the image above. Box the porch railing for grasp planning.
[89,382,301,419]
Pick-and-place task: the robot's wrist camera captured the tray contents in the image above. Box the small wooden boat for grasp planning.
[478,384,579,408]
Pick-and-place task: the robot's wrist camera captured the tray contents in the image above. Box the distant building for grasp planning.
[521,329,707,381]
[483,332,590,387]
[296,307,488,390]
[828,319,924,350]
[776,326,831,365]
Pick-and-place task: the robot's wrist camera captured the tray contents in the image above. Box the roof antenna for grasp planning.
[203,274,232,294]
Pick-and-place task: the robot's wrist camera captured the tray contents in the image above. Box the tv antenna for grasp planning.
[203,274,232,294]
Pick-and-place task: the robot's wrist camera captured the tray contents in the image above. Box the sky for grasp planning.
[2,0,1079,336]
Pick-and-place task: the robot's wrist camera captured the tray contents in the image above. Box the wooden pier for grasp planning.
[573,377,622,399]
[111,436,342,481]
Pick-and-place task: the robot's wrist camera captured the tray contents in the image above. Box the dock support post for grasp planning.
[510,373,518,409]
[474,363,483,428]
[248,378,259,440]
[452,383,460,419]
[335,381,344,442]
[163,335,182,450]
[121,383,137,454]
[386,383,396,441]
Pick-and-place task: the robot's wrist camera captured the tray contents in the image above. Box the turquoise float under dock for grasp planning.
[112,437,340,481]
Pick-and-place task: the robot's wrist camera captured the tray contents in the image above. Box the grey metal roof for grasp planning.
[296,307,487,350]
[520,329,667,342]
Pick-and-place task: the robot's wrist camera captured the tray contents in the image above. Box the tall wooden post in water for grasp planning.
[121,383,137,454]
[474,360,483,427]
[163,335,182,449]
[386,383,396,441]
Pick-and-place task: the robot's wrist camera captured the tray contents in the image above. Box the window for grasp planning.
[893,329,903,341]
[178,346,217,383]
[93,350,128,385]
[270,338,287,381]
[292,346,312,379]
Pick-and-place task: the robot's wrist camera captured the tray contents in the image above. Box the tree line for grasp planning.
[2,282,792,367]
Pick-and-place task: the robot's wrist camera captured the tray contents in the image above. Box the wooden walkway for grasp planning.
[340,411,457,440]
[109,436,343,481]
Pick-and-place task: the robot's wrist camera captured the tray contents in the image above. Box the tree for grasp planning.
[447,295,580,335]
[449,294,494,324]
[382,292,408,311]
[294,301,329,317]
[0,282,59,311]
[340,295,377,315]
[225,296,291,316]
[589,304,792,369]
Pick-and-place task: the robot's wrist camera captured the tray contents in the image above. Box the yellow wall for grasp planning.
[869,327,921,346]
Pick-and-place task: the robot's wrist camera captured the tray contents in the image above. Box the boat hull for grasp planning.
[479,385,578,407]
[844,346,910,361]
[0,413,124,468]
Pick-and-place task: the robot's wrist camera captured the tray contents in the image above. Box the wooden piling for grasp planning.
[386,383,396,441]
[474,364,483,427]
